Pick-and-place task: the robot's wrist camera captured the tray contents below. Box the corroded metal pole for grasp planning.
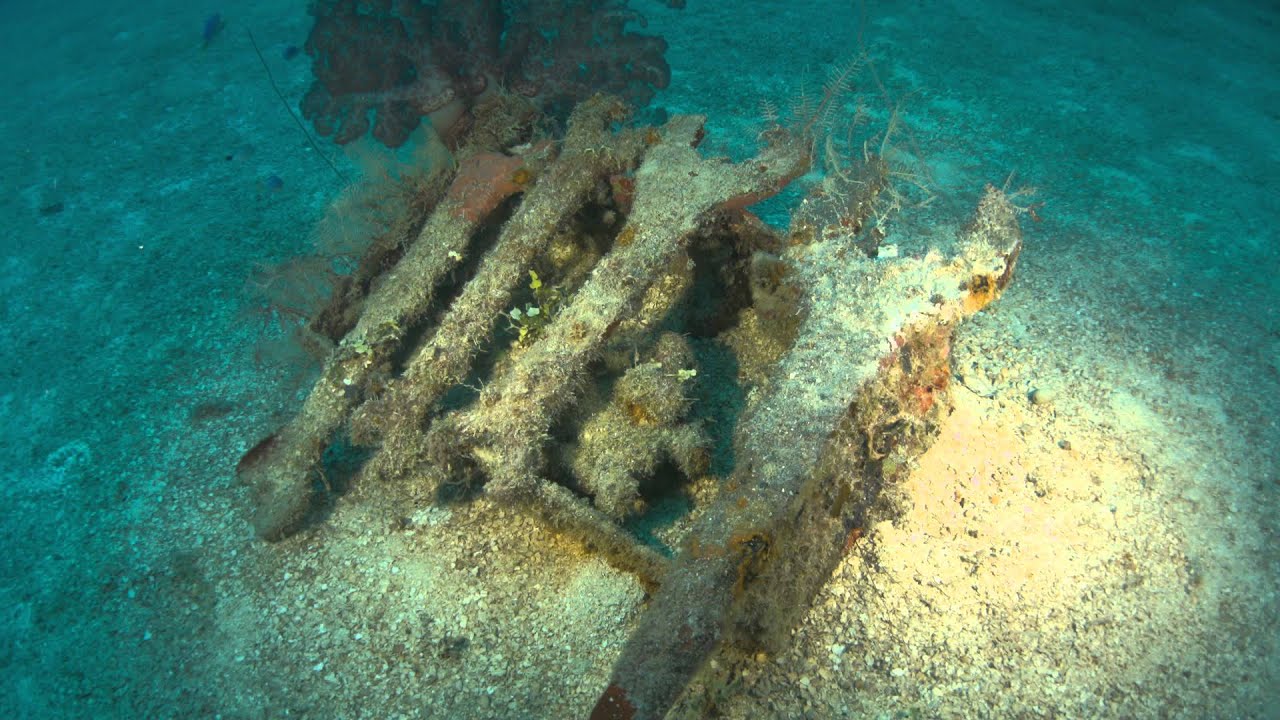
[592,187,1024,720]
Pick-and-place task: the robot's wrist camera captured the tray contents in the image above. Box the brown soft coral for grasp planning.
[301,0,675,148]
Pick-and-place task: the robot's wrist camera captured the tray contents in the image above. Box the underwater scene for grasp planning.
[1,0,1277,717]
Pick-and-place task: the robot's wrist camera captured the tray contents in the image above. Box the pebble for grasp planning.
[1029,387,1055,406]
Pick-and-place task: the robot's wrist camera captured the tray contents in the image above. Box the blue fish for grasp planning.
[201,13,224,49]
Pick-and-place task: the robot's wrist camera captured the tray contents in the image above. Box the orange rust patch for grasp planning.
[962,273,1000,314]
[590,684,636,720]
[446,152,526,223]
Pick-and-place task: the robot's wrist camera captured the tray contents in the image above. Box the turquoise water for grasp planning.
[1,1,1276,717]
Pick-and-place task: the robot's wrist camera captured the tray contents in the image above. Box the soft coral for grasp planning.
[300,0,675,149]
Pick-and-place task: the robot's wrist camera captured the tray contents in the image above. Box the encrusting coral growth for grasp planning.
[568,331,709,521]
[238,16,1024,714]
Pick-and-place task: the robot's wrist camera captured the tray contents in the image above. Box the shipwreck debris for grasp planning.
[599,184,1023,720]
[237,83,1023,719]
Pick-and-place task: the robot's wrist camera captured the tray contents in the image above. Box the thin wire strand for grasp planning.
[247,29,347,184]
